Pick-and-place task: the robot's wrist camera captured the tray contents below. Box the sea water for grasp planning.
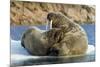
[10,24,95,45]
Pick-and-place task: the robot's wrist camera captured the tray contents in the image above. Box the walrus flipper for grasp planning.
[21,33,25,48]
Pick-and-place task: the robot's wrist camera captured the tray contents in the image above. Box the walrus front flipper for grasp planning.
[21,40,25,48]
[21,29,34,48]
[21,33,25,48]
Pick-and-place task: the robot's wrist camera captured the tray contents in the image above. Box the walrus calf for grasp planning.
[21,12,88,56]
[45,12,88,56]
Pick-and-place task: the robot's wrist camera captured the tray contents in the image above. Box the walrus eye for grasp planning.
[47,47,59,56]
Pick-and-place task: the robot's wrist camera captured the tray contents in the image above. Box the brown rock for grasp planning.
[10,1,95,25]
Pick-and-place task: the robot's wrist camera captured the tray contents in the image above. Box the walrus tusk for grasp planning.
[46,20,48,31]
[46,20,52,31]
[50,20,52,30]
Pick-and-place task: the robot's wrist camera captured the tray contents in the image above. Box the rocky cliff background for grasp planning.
[10,1,95,26]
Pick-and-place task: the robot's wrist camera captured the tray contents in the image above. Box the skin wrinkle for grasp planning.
[46,12,88,56]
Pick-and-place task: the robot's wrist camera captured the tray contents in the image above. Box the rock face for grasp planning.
[10,1,95,25]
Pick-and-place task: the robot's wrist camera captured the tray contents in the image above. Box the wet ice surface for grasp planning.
[11,40,95,66]
[10,24,95,66]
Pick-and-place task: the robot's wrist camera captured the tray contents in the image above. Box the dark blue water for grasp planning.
[81,24,95,45]
[10,24,95,45]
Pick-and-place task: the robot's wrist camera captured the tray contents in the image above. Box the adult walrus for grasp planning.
[45,12,88,56]
[21,12,88,56]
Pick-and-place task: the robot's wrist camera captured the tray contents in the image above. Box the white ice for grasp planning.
[11,40,95,63]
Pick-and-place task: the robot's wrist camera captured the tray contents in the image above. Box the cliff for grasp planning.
[10,1,95,25]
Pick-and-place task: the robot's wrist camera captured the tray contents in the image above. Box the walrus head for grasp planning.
[47,12,67,28]
[47,12,55,21]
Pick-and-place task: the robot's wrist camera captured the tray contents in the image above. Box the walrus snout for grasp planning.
[47,13,52,21]
[46,13,54,30]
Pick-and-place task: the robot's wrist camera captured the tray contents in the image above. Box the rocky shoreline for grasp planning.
[10,1,95,25]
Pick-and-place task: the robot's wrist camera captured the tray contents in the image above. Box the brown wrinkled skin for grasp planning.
[45,12,88,56]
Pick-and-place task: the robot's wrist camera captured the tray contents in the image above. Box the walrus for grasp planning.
[21,27,49,56]
[21,12,88,56]
[45,12,88,56]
